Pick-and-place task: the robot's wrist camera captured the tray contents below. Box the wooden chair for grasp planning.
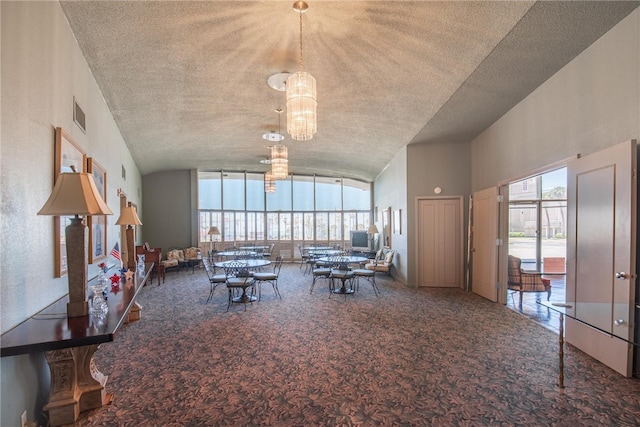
[507,255,551,305]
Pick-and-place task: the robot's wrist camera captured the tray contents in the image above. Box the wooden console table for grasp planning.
[0,263,153,426]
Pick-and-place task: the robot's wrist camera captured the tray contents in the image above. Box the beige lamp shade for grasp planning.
[208,226,221,236]
[38,172,113,216]
[37,171,113,317]
[115,206,143,226]
[367,224,379,234]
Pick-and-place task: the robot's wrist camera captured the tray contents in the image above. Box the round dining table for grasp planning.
[307,249,342,257]
[215,259,272,306]
[239,245,270,251]
[216,250,257,258]
[316,256,368,294]
[303,246,334,251]
[214,258,271,269]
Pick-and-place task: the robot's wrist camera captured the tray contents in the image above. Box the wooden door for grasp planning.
[565,140,637,376]
[472,187,498,302]
[416,197,462,287]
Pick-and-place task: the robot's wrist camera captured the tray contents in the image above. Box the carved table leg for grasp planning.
[74,345,108,411]
[43,349,81,427]
[44,345,110,426]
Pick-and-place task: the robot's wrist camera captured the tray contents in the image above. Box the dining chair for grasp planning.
[203,258,227,303]
[352,267,379,296]
[263,243,276,260]
[297,244,309,270]
[252,256,283,301]
[327,256,354,295]
[310,262,331,294]
[223,261,256,311]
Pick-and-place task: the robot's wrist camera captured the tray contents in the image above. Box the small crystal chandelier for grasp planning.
[270,108,289,179]
[270,144,288,179]
[286,1,317,141]
[265,170,276,193]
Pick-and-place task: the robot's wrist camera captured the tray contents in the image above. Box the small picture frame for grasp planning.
[87,157,107,263]
[54,127,86,277]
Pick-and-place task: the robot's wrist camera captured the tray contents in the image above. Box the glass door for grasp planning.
[508,168,567,273]
[508,202,540,271]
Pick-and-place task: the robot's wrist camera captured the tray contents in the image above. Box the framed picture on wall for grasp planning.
[54,127,86,277]
[87,157,107,263]
[394,209,402,235]
[382,207,392,248]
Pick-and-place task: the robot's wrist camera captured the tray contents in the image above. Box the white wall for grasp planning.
[142,170,195,251]
[472,8,640,191]
[374,146,408,284]
[406,141,471,287]
[1,2,142,425]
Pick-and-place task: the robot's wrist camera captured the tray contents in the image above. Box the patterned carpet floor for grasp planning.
[77,263,640,426]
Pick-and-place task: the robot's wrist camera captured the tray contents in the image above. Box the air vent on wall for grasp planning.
[73,97,86,133]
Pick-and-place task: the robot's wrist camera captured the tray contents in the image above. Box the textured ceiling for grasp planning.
[59,1,639,182]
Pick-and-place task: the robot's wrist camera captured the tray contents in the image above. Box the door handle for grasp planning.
[615,272,628,279]
[614,319,626,326]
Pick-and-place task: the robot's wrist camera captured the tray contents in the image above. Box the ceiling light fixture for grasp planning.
[265,171,276,193]
[270,144,288,179]
[286,1,317,141]
[270,108,289,179]
[262,131,285,142]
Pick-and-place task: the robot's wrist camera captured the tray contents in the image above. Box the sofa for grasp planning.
[365,248,395,275]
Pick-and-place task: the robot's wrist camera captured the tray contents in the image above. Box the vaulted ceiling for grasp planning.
[59,1,639,181]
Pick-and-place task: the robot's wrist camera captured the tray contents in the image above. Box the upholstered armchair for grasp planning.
[365,249,395,275]
[507,255,551,304]
[162,249,184,272]
[183,247,201,260]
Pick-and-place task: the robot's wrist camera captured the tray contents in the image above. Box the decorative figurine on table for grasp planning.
[110,273,121,285]
[124,269,135,281]
[111,281,120,293]
[98,262,108,273]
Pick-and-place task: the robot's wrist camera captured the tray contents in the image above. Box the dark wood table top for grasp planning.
[0,263,153,357]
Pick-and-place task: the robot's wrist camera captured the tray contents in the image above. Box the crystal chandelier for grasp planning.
[286,1,317,141]
[270,108,289,180]
[265,171,276,193]
[270,144,288,179]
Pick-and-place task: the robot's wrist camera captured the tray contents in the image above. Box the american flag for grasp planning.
[110,242,122,265]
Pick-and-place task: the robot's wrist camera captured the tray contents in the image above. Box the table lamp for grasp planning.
[367,224,379,250]
[208,226,221,252]
[38,171,113,317]
[115,205,143,270]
